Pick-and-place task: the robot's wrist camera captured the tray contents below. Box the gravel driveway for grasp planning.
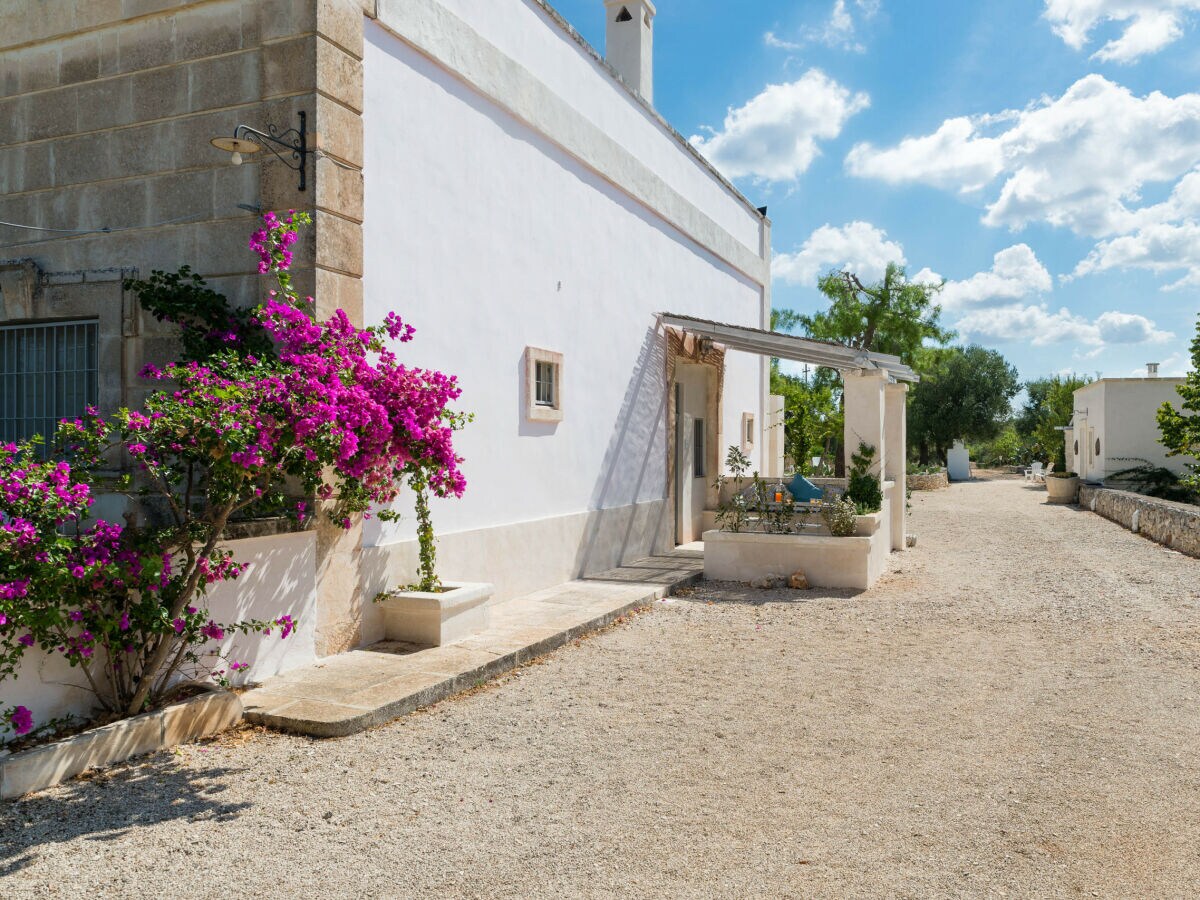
[3,475,1199,898]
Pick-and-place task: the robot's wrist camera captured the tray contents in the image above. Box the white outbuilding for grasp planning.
[1064,367,1194,482]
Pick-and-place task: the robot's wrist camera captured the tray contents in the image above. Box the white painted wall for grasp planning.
[431,0,763,252]
[8,531,317,730]
[1076,378,1194,480]
[361,10,767,575]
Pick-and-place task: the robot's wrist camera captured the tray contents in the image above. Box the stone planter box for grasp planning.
[1,689,242,800]
[909,471,948,491]
[1045,475,1079,504]
[378,582,494,646]
[703,510,890,590]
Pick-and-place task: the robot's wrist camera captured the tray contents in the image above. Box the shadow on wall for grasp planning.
[202,531,318,684]
[572,323,670,577]
[516,351,558,438]
[0,760,251,872]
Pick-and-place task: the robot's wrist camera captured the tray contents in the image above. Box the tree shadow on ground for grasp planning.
[0,754,250,875]
[675,581,864,607]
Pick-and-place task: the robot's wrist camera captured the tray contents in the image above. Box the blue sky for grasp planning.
[552,0,1200,382]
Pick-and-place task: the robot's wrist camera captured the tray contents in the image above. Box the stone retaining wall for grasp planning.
[909,472,949,491]
[1078,484,1200,558]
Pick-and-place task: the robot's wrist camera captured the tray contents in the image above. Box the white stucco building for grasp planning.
[355,0,774,618]
[1064,370,1194,482]
[2,0,776,725]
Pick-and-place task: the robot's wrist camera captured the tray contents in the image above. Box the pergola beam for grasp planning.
[659,312,918,382]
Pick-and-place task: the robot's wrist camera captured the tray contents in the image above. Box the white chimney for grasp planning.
[604,0,655,103]
[1147,362,1160,378]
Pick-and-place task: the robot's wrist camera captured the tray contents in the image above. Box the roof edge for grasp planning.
[528,0,768,225]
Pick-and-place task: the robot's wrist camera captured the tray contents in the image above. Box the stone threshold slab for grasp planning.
[241,554,703,738]
[1,690,242,801]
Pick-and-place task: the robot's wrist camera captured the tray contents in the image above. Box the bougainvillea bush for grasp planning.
[0,212,467,738]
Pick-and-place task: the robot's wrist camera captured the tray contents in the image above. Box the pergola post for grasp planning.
[843,368,888,478]
[885,382,908,551]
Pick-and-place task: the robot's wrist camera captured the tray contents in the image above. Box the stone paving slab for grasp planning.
[241,553,702,737]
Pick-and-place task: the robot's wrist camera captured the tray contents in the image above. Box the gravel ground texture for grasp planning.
[3,475,1200,899]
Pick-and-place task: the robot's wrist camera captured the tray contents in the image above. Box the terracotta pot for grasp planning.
[1045,475,1079,504]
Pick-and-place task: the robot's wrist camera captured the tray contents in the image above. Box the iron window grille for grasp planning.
[0,320,98,455]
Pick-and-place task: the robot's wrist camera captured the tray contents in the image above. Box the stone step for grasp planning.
[240,554,702,737]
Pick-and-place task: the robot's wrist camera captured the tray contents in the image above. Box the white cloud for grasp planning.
[847,76,1200,236]
[1131,352,1194,376]
[765,0,882,54]
[845,76,1200,290]
[772,221,904,286]
[938,244,1053,310]
[845,117,1005,192]
[1043,0,1200,62]
[954,304,1172,346]
[1095,310,1174,342]
[935,244,1171,350]
[763,31,803,51]
[691,70,870,183]
[1071,220,1200,289]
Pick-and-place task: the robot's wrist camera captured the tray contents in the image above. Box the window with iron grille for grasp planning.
[0,320,98,454]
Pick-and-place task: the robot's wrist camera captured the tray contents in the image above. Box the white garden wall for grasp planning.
[359,4,769,607]
[8,531,318,729]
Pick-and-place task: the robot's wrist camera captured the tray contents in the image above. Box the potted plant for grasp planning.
[1046,470,1080,504]
[376,460,491,647]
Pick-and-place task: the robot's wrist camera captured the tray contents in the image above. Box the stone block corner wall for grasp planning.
[1,0,370,657]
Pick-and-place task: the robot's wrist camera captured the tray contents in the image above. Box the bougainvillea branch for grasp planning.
[0,211,468,732]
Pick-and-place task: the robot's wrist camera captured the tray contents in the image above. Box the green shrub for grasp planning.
[821,497,859,537]
[845,442,882,513]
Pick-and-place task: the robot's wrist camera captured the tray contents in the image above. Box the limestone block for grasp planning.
[60,33,102,86]
[116,15,175,74]
[112,120,178,179]
[188,50,261,112]
[132,65,189,120]
[314,268,363,325]
[146,169,214,223]
[317,0,367,59]
[175,107,245,170]
[52,132,113,187]
[23,90,76,141]
[257,0,318,43]
[314,151,364,221]
[122,0,194,17]
[19,44,62,93]
[317,36,363,112]
[313,92,363,167]
[74,0,123,33]
[262,36,317,98]
[76,76,134,132]
[174,1,245,61]
[160,690,243,747]
[313,208,363,277]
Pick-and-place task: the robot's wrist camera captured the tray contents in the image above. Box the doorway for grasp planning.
[674,363,710,545]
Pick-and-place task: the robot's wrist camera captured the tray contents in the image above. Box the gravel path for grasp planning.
[3,475,1199,898]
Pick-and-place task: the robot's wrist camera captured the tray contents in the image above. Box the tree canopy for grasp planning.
[908,345,1020,464]
[1016,373,1093,469]
[800,263,954,364]
[1157,313,1200,490]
